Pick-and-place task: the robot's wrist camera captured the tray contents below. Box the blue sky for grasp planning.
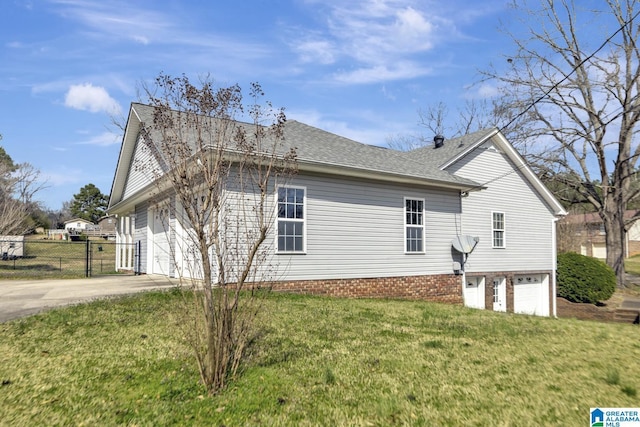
[0,0,513,210]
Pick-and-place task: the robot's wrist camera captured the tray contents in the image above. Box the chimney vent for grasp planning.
[434,134,445,148]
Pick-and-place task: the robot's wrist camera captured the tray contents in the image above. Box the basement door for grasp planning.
[492,277,506,312]
[463,276,485,309]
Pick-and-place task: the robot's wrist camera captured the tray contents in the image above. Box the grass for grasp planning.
[1,290,640,426]
[625,254,640,276]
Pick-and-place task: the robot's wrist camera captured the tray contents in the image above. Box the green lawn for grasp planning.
[626,254,640,276]
[1,290,639,426]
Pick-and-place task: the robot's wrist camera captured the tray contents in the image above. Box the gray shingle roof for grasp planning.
[130,103,479,189]
[283,120,479,187]
[406,128,498,168]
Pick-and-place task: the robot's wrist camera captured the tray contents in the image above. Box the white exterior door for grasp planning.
[514,274,549,316]
[151,208,170,276]
[492,277,506,312]
[463,276,485,309]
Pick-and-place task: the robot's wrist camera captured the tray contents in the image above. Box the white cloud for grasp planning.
[49,0,172,44]
[462,82,500,99]
[381,85,396,101]
[289,0,457,83]
[77,131,121,146]
[295,39,336,64]
[64,83,121,115]
[333,62,432,84]
[393,7,435,50]
[42,168,84,186]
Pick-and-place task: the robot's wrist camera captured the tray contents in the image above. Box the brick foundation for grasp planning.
[270,274,463,304]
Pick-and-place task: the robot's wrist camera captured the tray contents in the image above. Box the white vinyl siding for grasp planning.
[405,198,425,253]
[134,202,148,274]
[492,212,505,248]
[446,140,557,273]
[123,133,164,200]
[272,174,461,281]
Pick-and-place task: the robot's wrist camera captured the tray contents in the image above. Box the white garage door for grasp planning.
[513,274,549,316]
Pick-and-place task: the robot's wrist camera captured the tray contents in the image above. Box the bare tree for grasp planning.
[0,136,44,235]
[138,74,296,394]
[418,101,449,137]
[556,214,590,254]
[481,0,640,286]
[386,99,502,151]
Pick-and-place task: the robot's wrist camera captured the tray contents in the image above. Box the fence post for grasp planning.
[85,239,91,278]
[136,240,141,275]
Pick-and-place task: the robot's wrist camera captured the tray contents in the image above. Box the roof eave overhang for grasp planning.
[107,187,152,215]
[298,160,482,192]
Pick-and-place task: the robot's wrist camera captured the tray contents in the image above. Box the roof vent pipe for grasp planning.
[434,134,445,148]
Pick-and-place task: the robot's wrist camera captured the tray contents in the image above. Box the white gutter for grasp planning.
[551,217,559,318]
[298,160,482,193]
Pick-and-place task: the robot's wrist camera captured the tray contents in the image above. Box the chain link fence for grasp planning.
[0,239,136,279]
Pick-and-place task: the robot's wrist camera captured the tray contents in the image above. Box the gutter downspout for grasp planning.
[552,217,559,318]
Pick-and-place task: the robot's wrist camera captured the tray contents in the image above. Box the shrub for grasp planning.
[557,252,616,304]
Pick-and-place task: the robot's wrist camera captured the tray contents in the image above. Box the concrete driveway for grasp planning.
[0,275,177,323]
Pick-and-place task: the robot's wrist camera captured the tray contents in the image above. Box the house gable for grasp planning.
[445,138,559,272]
[108,104,143,211]
[121,132,165,200]
[409,129,566,217]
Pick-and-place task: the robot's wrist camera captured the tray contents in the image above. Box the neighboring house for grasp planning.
[94,215,117,240]
[97,216,116,235]
[63,218,95,235]
[107,103,566,317]
[558,210,640,259]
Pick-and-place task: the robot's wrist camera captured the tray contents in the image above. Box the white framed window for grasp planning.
[276,186,306,253]
[404,198,425,253]
[492,212,505,248]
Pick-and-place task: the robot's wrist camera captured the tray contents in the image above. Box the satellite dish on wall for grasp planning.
[451,235,479,254]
